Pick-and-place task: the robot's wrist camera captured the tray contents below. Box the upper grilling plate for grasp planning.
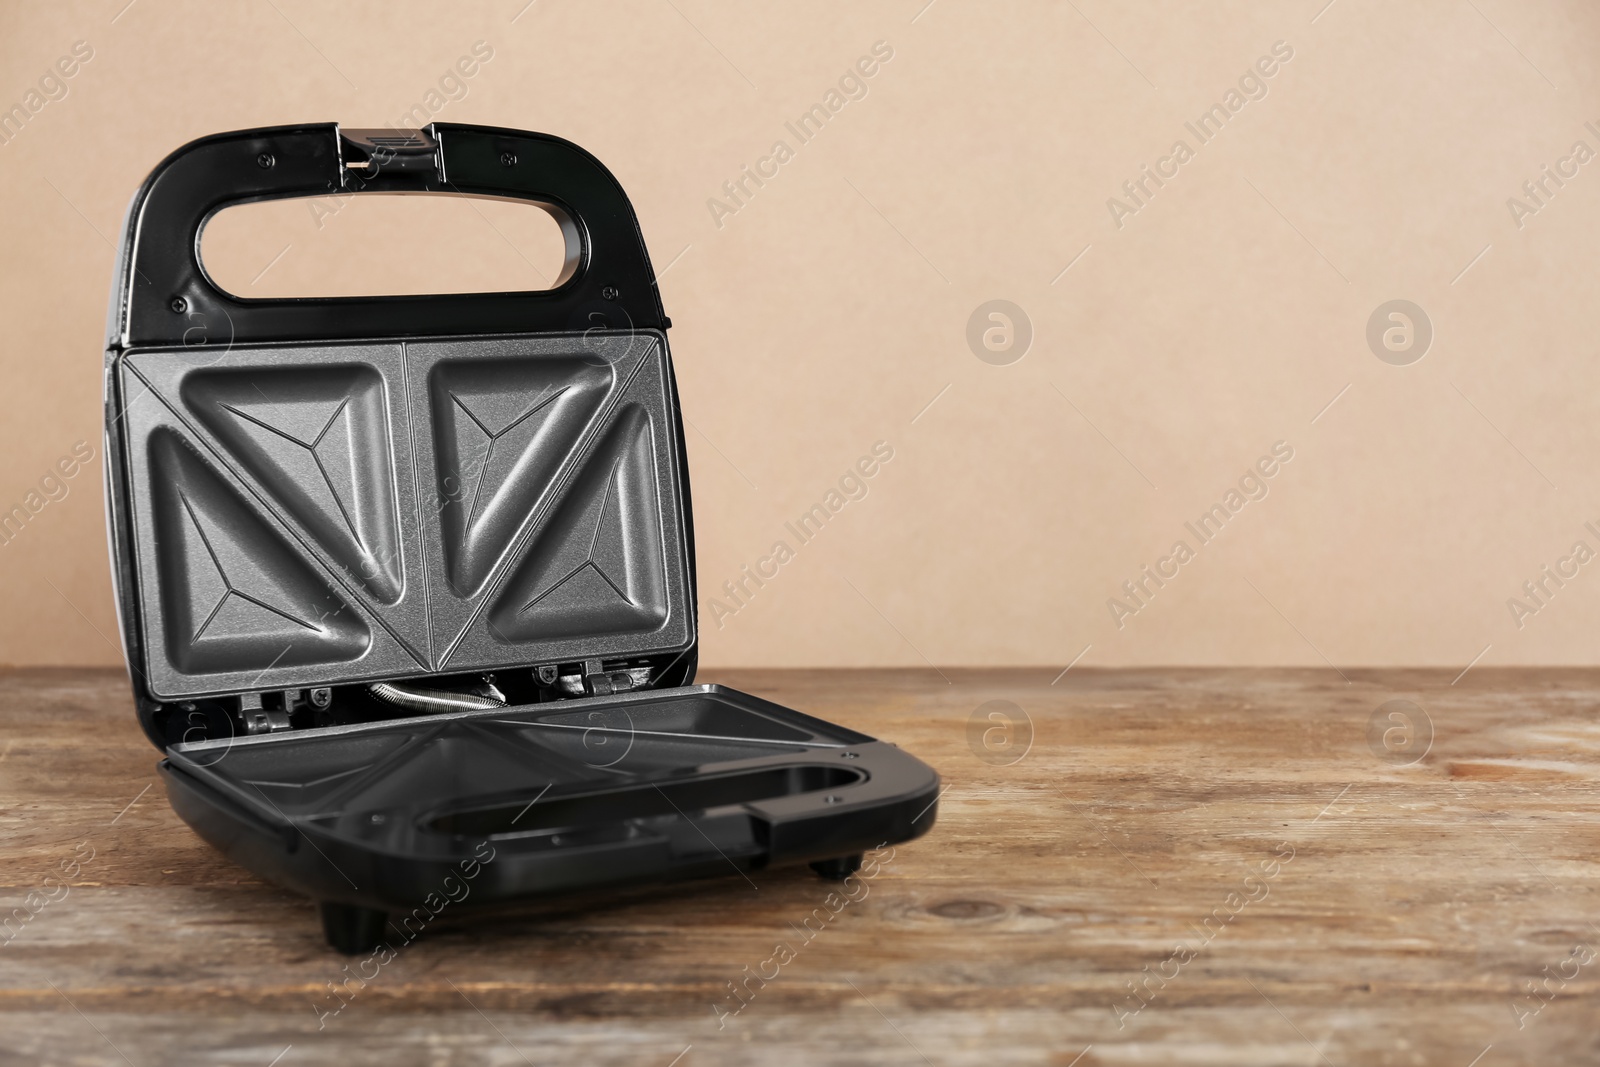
[116,331,693,700]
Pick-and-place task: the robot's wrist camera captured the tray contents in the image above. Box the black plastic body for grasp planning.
[103,123,939,950]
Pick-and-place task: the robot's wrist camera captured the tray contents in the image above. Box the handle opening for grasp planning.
[199,192,581,300]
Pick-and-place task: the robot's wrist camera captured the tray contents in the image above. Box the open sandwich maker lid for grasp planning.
[104,123,699,737]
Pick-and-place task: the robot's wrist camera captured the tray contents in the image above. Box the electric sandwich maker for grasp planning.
[102,123,940,952]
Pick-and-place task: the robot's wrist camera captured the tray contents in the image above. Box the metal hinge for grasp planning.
[239,692,290,735]
[238,688,330,734]
[583,659,640,696]
[537,661,654,699]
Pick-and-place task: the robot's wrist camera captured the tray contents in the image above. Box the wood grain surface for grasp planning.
[1,667,1596,1066]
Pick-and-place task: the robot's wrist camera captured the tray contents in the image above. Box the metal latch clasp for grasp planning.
[338,128,440,179]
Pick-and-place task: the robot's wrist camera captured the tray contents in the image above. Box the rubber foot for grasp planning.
[319,901,388,954]
[809,854,863,881]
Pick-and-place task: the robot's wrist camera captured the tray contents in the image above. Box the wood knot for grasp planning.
[929,899,1006,921]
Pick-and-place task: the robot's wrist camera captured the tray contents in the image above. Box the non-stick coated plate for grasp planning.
[116,332,693,700]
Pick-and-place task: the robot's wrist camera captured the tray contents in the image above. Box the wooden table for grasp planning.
[1,667,1595,1066]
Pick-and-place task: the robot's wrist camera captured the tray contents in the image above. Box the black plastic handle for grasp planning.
[108,123,665,348]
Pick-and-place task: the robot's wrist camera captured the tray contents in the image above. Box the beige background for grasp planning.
[3,0,1600,672]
